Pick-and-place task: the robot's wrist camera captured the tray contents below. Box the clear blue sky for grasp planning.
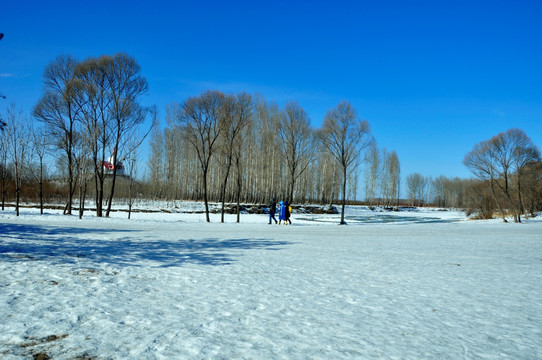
[2,0,541,182]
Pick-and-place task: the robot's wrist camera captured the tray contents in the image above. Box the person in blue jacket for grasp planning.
[278,201,286,224]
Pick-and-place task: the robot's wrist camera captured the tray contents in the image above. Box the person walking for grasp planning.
[278,201,286,224]
[268,198,278,224]
[284,200,292,225]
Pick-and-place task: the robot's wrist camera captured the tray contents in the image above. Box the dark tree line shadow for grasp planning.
[0,223,294,267]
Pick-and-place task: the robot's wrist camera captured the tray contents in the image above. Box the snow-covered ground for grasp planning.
[1,205,541,359]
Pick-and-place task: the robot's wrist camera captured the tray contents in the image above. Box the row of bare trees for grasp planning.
[3,68,540,224]
[1,83,376,224]
[0,103,56,215]
[1,105,32,215]
[21,52,542,224]
[403,173,471,208]
[2,52,401,224]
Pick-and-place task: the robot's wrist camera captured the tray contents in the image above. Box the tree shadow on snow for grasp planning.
[0,223,293,267]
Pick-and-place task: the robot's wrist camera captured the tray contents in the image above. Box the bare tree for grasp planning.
[218,92,252,222]
[175,90,225,222]
[492,129,540,222]
[463,139,507,221]
[464,129,540,222]
[33,55,80,214]
[73,55,114,217]
[4,104,31,216]
[318,101,371,224]
[104,53,152,218]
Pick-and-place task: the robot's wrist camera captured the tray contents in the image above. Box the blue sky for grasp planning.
[1,0,541,182]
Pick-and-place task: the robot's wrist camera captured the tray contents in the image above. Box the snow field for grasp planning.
[1,207,541,359]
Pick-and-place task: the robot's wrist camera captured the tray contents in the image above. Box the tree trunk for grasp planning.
[79,177,86,220]
[236,158,242,223]
[16,184,20,217]
[1,174,4,211]
[67,175,73,215]
[203,168,210,223]
[105,169,117,218]
[97,177,104,217]
[39,167,44,215]
[340,167,347,225]
[516,176,523,223]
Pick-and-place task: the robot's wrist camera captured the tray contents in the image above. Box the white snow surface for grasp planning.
[1,204,541,359]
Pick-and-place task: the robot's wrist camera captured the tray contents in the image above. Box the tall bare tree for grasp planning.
[175,90,225,222]
[33,55,80,214]
[218,93,252,222]
[104,53,152,217]
[491,129,540,222]
[464,128,540,222]
[73,55,114,217]
[318,101,371,224]
[463,139,507,220]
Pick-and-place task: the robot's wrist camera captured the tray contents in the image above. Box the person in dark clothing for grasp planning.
[268,199,278,224]
[284,200,292,225]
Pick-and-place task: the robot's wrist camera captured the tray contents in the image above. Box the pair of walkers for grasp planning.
[268,199,292,225]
